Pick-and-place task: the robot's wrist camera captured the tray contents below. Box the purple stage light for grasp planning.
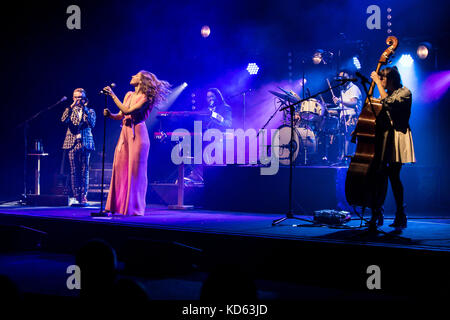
[422,71,450,103]
[246,63,259,75]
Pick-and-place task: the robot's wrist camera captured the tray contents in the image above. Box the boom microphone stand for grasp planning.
[16,96,67,204]
[272,81,353,226]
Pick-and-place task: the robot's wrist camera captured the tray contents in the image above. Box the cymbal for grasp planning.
[269,90,299,103]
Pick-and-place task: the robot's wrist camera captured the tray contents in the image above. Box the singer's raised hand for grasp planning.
[103,108,111,117]
[103,86,116,97]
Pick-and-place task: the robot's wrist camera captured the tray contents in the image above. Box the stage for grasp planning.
[1,202,449,300]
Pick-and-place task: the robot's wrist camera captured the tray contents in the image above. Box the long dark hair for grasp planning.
[207,88,228,106]
[379,66,402,93]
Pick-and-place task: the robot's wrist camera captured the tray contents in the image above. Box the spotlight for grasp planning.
[201,25,211,38]
[246,63,259,75]
[182,82,188,88]
[353,56,361,70]
[417,42,431,60]
[399,54,414,67]
[312,49,333,65]
[312,50,323,64]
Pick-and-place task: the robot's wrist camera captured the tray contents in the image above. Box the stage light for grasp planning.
[312,51,323,64]
[399,54,414,67]
[201,25,210,38]
[417,42,431,60]
[246,63,259,75]
[182,82,188,88]
[353,56,361,70]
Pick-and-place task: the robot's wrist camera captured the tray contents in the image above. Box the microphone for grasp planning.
[100,83,116,94]
[356,72,370,85]
[59,96,68,103]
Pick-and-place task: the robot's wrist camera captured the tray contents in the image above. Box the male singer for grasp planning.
[61,88,96,206]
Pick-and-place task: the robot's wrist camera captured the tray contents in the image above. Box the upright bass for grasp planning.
[345,36,398,208]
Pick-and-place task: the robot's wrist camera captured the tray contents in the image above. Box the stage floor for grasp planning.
[1,202,450,251]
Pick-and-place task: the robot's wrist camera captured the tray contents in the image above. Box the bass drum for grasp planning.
[274,125,317,165]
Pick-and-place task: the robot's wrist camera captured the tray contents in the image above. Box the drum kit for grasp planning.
[269,89,356,166]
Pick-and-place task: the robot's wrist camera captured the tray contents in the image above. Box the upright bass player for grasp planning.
[368,66,415,231]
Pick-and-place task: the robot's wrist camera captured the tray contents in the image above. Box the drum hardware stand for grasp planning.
[272,82,350,226]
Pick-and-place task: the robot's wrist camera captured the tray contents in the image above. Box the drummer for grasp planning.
[332,69,362,119]
[332,69,363,158]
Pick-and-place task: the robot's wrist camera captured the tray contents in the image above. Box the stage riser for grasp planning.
[203,165,440,213]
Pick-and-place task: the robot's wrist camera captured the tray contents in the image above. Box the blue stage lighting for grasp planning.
[352,56,361,70]
[246,63,259,75]
[399,54,414,67]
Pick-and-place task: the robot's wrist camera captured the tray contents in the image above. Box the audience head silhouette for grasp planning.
[75,239,117,300]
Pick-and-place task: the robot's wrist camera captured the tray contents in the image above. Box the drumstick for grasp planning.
[326,78,337,100]
[327,78,341,107]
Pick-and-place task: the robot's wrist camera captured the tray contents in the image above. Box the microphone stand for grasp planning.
[16,97,67,204]
[272,80,353,226]
[91,93,110,217]
[227,89,251,130]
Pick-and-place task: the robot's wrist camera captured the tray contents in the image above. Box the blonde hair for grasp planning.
[73,88,86,97]
[138,70,171,106]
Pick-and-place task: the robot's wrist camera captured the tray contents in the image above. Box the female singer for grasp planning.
[369,66,415,230]
[103,71,171,216]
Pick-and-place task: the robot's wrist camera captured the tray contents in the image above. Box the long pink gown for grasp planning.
[105,92,151,216]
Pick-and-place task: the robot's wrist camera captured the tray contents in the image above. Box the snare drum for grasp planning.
[300,99,325,122]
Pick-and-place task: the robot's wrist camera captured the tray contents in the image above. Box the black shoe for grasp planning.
[389,214,407,229]
[366,208,384,227]
[389,205,407,229]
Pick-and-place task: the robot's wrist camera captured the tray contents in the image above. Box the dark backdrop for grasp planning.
[0,0,448,207]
